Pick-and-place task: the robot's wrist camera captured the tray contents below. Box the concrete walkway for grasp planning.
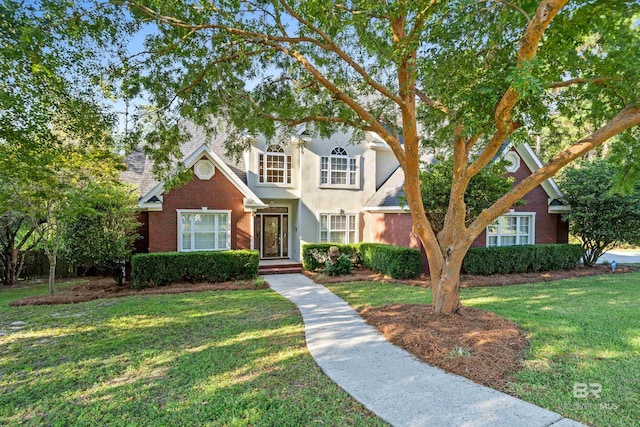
[268,274,586,427]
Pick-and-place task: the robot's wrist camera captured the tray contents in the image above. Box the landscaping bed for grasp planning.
[9,276,268,306]
[308,264,639,288]
[359,304,528,388]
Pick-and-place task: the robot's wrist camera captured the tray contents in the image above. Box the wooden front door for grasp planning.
[256,208,289,259]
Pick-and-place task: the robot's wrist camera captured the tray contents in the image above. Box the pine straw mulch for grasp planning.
[358,304,528,390]
[306,263,640,288]
[9,276,269,306]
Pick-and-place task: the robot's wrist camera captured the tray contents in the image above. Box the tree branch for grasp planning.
[468,103,640,237]
[466,0,567,179]
[277,0,403,106]
[549,76,620,89]
[415,88,450,115]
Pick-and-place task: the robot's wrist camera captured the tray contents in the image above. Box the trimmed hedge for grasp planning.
[358,243,422,279]
[462,244,584,275]
[132,250,259,289]
[302,243,361,271]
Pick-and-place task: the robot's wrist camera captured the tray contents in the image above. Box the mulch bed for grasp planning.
[359,304,528,389]
[306,264,639,288]
[9,276,269,306]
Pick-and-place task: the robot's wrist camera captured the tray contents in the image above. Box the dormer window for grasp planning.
[259,144,292,184]
[320,147,359,188]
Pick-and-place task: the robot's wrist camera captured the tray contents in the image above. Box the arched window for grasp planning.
[259,144,292,184]
[320,146,358,187]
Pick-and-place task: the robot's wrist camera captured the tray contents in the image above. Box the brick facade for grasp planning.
[147,157,252,252]
[471,159,566,247]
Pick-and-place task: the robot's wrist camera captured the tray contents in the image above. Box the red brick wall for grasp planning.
[365,212,429,272]
[471,158,566,247]
[147,158,252,252]
[134,211,149,254]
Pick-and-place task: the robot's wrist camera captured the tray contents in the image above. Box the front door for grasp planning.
[259,212,289,258]
[262,215,281,258]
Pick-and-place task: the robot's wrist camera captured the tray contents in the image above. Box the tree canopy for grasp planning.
[79,1,640,313]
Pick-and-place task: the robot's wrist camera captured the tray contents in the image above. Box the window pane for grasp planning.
[287,156,292,184]
[259,154,264,182]
[330,231,346,244]
[487,220,498,234]
[320,231,328,243]
[519,236,529,245]
[331,156,347,170]
[217,214,228,231]
[331,215,346,230]
[195,233,215,250]
[348,215,356,230]
[194,214,215,232]
[349,230,355,243]
[501,217,517,234]
[218,232,228,249]
[182,233,191,250]
[501,236,517,246]
[488,236,498,247]
[181,214,192,232]
[320,215,328,230]
[321,171,328,184]
[519,217,529,234]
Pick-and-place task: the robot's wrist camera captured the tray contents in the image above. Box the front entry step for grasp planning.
[259,263,303,275]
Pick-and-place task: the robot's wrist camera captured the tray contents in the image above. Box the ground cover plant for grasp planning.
[326,273,640,427]
[0,280,387,426]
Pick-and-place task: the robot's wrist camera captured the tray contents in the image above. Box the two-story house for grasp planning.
[121,123,569,266]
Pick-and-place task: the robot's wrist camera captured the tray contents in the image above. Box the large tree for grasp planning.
[106,0,639,314]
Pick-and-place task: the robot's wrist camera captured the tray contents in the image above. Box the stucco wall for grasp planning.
[148,157,252,252]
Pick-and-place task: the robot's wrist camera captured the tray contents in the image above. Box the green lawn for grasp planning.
[326,273,640,427]
[0,280,387,427]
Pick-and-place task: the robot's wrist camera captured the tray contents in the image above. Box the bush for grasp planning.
[302,243,361,271]
[132,250,259,289]
[462,244,584,275]
[324,254,353,276]
[359,243,422,279]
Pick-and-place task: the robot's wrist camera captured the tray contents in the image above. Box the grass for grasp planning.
[0,279,387,427]
[326,273,640,427]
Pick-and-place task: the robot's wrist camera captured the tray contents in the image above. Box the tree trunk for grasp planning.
[1,243,19,287]
[430,245,468,314]
[47,254,56,296]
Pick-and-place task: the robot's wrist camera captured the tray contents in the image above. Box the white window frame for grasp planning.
[319,213,358,244]
[486,212,535,247]
[258,144,292,186]
[177,209,231,252]
[319,147,360,189]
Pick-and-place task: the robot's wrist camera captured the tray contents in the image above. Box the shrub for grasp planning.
[132,250,259,289]
[462,244,584,275]
[359,243,421,279]
[324,254,353,276]
[302,243,360,271]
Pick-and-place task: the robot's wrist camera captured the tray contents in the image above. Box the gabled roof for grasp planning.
[364,142,566,213]
[121,122,247,198]
[121,122,265,211]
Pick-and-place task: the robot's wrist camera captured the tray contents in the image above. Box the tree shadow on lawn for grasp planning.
[1,290,384,426]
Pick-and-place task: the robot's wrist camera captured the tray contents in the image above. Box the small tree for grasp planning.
[61,184,140,284]
[559,159,640,266]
